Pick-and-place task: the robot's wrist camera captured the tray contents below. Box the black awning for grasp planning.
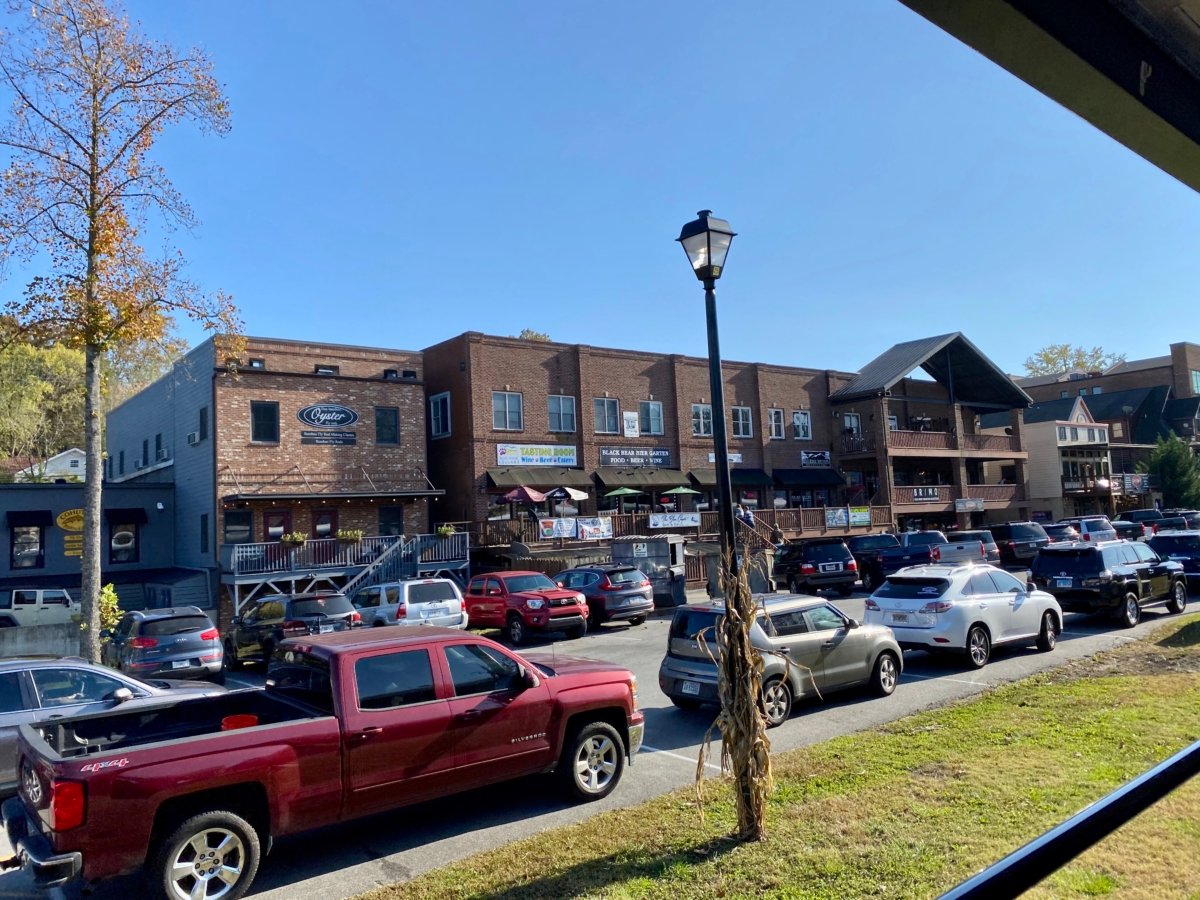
[104,507,149,525]
[486,467,593,489]
[6,510,53,528]
[594,468,689,489]
[688,468,774,487]
[773,469,846,487]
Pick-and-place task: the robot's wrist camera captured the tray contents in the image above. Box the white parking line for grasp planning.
[641,744,723,773]
[899,672,987,687]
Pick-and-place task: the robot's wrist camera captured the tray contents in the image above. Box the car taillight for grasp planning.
[199,628,219,641]
[979,544,986,559]
[1083,533,1091,541]
[600,578,619,591]
[1152,523,1160,534]
[864,597,880,611]
[49,779,85,831]
[846,558,857,572]
[349,611,362,625]
[800,563,816,574]
[129,636,157,649]
[396,605,407,620]
[919,600,953,614]
[1006,540,1016,548]
[931,546,941,562]
[282,620,308,635]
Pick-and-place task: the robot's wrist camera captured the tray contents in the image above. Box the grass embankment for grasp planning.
[364,616,1200,900]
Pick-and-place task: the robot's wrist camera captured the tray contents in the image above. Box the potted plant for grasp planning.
[336,528,364,544]
[281,531,307,546]
[436,524,456,538]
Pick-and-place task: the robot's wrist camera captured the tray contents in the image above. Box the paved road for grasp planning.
[1,587,1182,899]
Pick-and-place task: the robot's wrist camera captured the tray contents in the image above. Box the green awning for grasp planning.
[773,469,845,487]
[595,468,689,489]
[486,467,593,489]
[688,468,774,487]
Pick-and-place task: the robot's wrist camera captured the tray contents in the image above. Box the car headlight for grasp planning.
[629,675,639,708]
[576,593,587,605]
[526,598,545,610]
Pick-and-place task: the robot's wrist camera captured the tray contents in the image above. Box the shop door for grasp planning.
[312,508,337,539]
[263,510,293,567]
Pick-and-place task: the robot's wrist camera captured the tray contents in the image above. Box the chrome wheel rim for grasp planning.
[968,629,988,666]
[1043,613,1057,649]
[762,682,790,724]
[1126,596,1139,625]
[574,734,618,794]
[509,619,523,642]
[168,828,244,900]
[1175,584,1187,611]
[878,656,897,693]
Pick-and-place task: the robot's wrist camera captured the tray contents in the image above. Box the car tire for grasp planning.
[871,651,899,697]
[1119,592,1141,628]
[628,615,646,626]
[559,721,625,801]
[787,577,799,594]
[965,625,990,669]
[260,642,274,670]
[223,640,243,672]
[506,614,526,646]
[670,696,701,710]
[208,669,226,687]
[759,677,792,728]
[148,809,261,900]
[587,606,604,631]
[1167,580,1188,615]
[1036,611,1059,652]
[836,584,854,598]
[861,570,875,593]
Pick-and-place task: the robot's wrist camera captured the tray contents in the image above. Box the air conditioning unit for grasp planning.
[134,460,145,470]
[156,448,169,461]
[186,432,200,446]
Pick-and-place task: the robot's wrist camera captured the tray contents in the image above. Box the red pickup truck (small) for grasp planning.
[465,570,589,645]
[2,627,644,899]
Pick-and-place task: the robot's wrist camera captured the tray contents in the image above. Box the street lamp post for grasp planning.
[677,210,738,578]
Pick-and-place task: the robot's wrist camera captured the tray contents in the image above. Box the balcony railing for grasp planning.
[222,535,403,576]
[839,433,876,454]
[888,429,957,451]
[962,432,1020,452]
[1062,476,1113,493]
[894,484,1024,505]
[967,484,1025,502]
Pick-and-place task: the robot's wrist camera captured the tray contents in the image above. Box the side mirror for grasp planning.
[519,665,540,690]
[1026,581,1036,593]
[846,618,860,629]
[555,581,564,588]
[110,687,134,704]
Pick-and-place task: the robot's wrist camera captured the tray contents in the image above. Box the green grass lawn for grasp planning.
[363,616,1200,900]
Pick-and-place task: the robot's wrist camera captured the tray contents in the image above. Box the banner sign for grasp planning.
[911,486,940,501]
[301,430,357,446]
[623,412,639,438]
[496,443,578,466]
[708,452,743,463]
[537,518,577,539]
[599,447,672,467]
[825,507,850,527]
[954,498,985,512]
[575,517,613,540]
[650,512,701,528]
[849,506,871,526]
[297,404,359,428]
[801,450,831,468]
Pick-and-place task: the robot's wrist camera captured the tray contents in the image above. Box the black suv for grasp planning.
[226,593,362,668]
[1147,530,1200,591]
[773,538,856,596]
[987,522,1050,567]
[1031,540,1188,627]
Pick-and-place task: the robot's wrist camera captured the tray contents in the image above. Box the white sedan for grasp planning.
[862,563,1063,668]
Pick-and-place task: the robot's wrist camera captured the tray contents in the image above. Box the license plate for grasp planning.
[681,681,700,696]
[319,624,334,634]
[423,606,448,618]
[170,660,189,669]
[1056,578,1072,589]
[819,563,841,572]
[891,613,909,624]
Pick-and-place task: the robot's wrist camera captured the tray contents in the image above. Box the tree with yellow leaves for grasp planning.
[0,0,241,661]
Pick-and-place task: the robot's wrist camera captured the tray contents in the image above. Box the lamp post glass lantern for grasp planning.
[677,210,738,576]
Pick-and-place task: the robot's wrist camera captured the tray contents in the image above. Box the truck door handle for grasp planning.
[356,726,383,739]
[456,709,482,721]
[822,641,835,648]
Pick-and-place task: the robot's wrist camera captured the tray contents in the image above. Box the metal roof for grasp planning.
[831,332,1031,409]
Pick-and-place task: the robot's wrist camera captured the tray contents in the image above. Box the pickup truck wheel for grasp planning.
[965,626,990,669]
[1036,611,1059,652]
[1120,592,1142,628]
[222,641,242,672]
[561,721,625,801]
[505,614,526,646]
[566,623,587,640]
[150,809,261,900]
[1167,580,1188,615]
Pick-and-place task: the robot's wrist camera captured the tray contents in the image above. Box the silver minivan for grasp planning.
[351,578,468,629]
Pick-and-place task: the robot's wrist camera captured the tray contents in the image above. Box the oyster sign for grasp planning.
[297,404,359,428]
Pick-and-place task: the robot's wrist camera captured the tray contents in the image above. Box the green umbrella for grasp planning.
[663,486,700,495]
[604,486,644,497]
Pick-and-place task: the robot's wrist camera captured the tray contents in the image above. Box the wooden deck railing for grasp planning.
[962,432,1021,452]
[888,430,957,450]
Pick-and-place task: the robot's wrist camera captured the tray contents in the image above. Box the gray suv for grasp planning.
[553,564,654,629]
[657,595,902,727]
[103,607,224,684]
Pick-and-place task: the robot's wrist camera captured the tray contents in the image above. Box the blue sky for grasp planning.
[12,1,1200,375]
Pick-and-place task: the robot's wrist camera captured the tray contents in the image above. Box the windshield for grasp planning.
[503,574,559,592]
[140,615,212,636]
[906,533,945,546]
[849,535,899,552]
[875,577,950,599]
[291,595,354,617]
[605,568,646,585]
[1032,550,1101,575]
[407,582,459,603]
[670,609,722,640]
[946,531,993,544]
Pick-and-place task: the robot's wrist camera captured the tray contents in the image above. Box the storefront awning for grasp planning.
[221,489,444,502]
[486,467,593,490]
[6,510,52,527]
[688,468,774,487]
[594,468,689,489]
[773,469,846,488]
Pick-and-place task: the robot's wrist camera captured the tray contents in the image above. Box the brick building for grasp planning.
[106,336,442,609]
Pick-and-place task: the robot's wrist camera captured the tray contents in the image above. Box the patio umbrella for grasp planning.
[604,486,644,497]
[662,486,700,495]
[544,486,589,501]
[502,485,546,503]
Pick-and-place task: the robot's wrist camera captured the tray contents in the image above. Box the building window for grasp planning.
[1087,428,1096,442]
[732,407,753,439]
[888,415,899,431]
[792,410,812,440]
[1060,391,1069,399]
[248,358,265,369]
[593,398,619,434]
[200,514,209,554]
[430,392,450,438]
[640,401,664,436]
[251,401,280,443]
[767,408,785,440]
[141,439,149,467]
[118,450,125,475]
[1113,422,1124,438]
[1078,388,1087,396]
[492,391,523,431]
[10,526,43,569]
[1098,429,1107,442]
[223,510,253,544]
[109,521,139,564]
[692,403,713,437]
[1070,427,1079,440]
[155,433,163,461]
[379,506,404,536]
[1192,370,1200,394]
[548,395,576,433]
[199,406,209,441]
[1092,387,1102,395]
[375,407,400,445]
[314,364,339,376]
[843,413,861,435]
[1058,426,1067,441]
[69,459,80,469]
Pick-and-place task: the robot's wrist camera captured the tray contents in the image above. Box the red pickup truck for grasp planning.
[2,627,643,899]
[465,570,589,644]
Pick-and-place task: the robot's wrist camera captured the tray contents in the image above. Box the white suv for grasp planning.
[1058,516,1117,543]
[0,588,77,628]
[351,578,468,629]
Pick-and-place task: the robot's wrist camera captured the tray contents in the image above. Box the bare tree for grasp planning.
[0,0,240,661]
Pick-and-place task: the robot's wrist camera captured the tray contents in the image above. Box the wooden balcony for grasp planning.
[888,430,957,451]
[967,484,1025,502]
[962,433,1021,453]
[894,484,1025,506]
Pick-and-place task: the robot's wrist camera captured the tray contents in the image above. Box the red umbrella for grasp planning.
[502,486,546,503]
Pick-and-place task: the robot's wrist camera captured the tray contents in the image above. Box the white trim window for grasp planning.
[888,415,899,431]
[692,403,713,437]
[548,395,576,433]
[768,408,785,440]
[791,410,811,440]
[492,391,523,431]
[639,400,664,436]
[732,407,753,439]
[843,413,861,435]
[593,398,619,434]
